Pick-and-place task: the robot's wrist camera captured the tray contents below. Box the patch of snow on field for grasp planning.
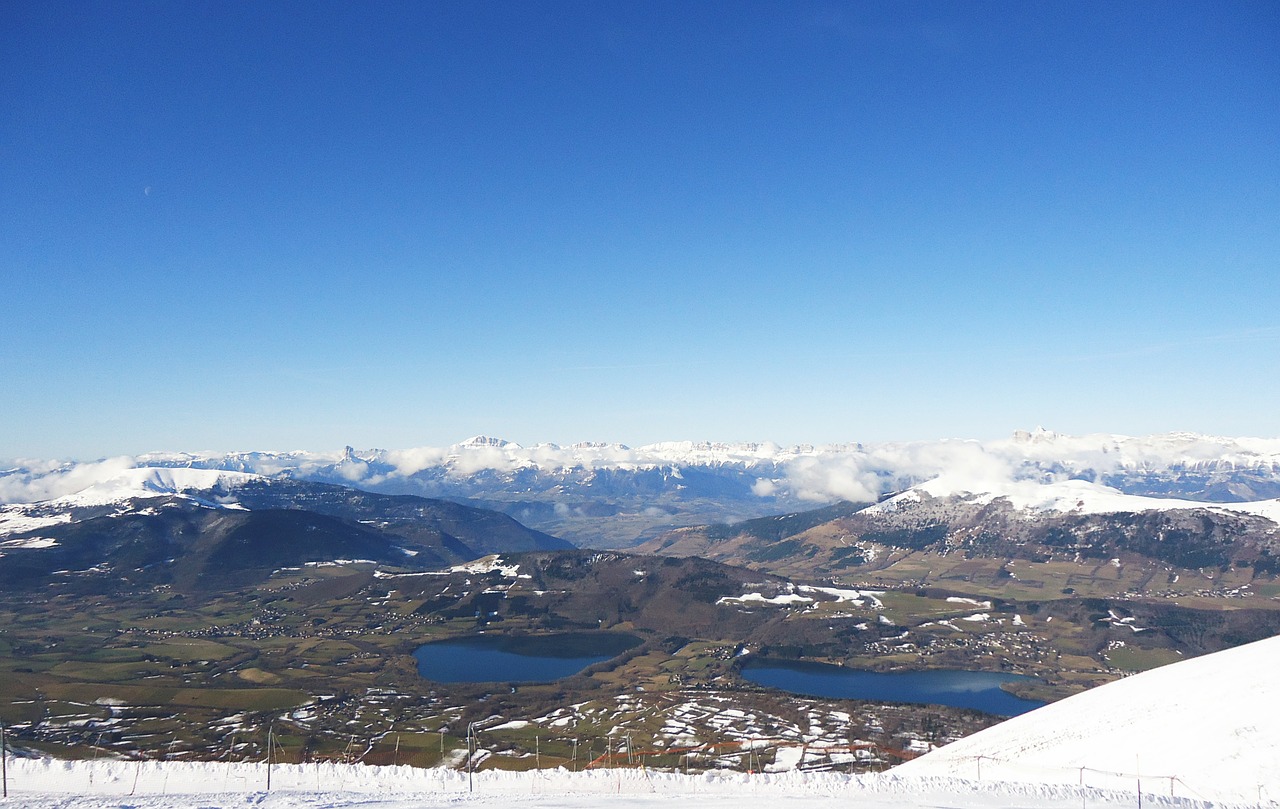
[717,593,813,607]
[446,555,528,578]
[797,585,885,607]
[0,509,73,536]
[946,597,992,608]
[0,535,59,549]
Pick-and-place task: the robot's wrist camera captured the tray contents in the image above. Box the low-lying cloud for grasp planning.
[6,431,1279,506]
[0,456,138,504]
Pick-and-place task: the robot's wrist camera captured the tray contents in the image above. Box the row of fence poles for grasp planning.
[4,719,1267,806]
[466,722,477,793]
[970,752,1236,809]
[266,723,275,792]
[0,715,1015,799]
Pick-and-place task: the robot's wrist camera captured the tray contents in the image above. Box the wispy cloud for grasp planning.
[1057,325,1280,365]
[554,361,713,373]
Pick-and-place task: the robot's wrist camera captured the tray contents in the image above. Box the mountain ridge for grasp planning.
[0,478,572,591]
[6,430,1280,548]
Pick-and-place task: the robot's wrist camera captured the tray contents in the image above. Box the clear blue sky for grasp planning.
[3,1,1278,458]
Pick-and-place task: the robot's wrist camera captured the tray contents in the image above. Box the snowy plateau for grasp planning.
[4,634,1279,808]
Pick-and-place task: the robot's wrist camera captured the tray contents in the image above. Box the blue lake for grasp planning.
[741,659,1045,716]
[414,632,642,684]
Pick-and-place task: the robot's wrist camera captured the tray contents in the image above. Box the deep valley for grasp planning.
[2,450,1280,775]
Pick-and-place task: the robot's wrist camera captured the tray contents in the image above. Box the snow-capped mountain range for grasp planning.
[4,430,1280,547]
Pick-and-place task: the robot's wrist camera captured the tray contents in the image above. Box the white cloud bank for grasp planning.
[4,430,1280,509]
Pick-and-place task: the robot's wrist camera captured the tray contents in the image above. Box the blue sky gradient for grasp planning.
[3,1,1278,457]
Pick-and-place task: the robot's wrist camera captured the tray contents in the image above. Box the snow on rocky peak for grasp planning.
[1010,426,1060,444]
[459,435,516,449]
[0,466,262,536]
[36,467,260,508]
[896,633,1280,804]
[870,472,1280,523]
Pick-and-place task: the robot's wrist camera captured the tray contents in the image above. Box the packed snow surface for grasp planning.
[898,634,1280,804]
[0,759,1243,809]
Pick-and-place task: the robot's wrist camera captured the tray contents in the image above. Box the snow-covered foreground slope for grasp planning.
[898,634,1280,804]
[0,759,1237,809]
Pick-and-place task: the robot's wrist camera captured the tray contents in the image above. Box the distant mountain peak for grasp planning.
[459,435,515,449]
[1012,426,1059,443]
